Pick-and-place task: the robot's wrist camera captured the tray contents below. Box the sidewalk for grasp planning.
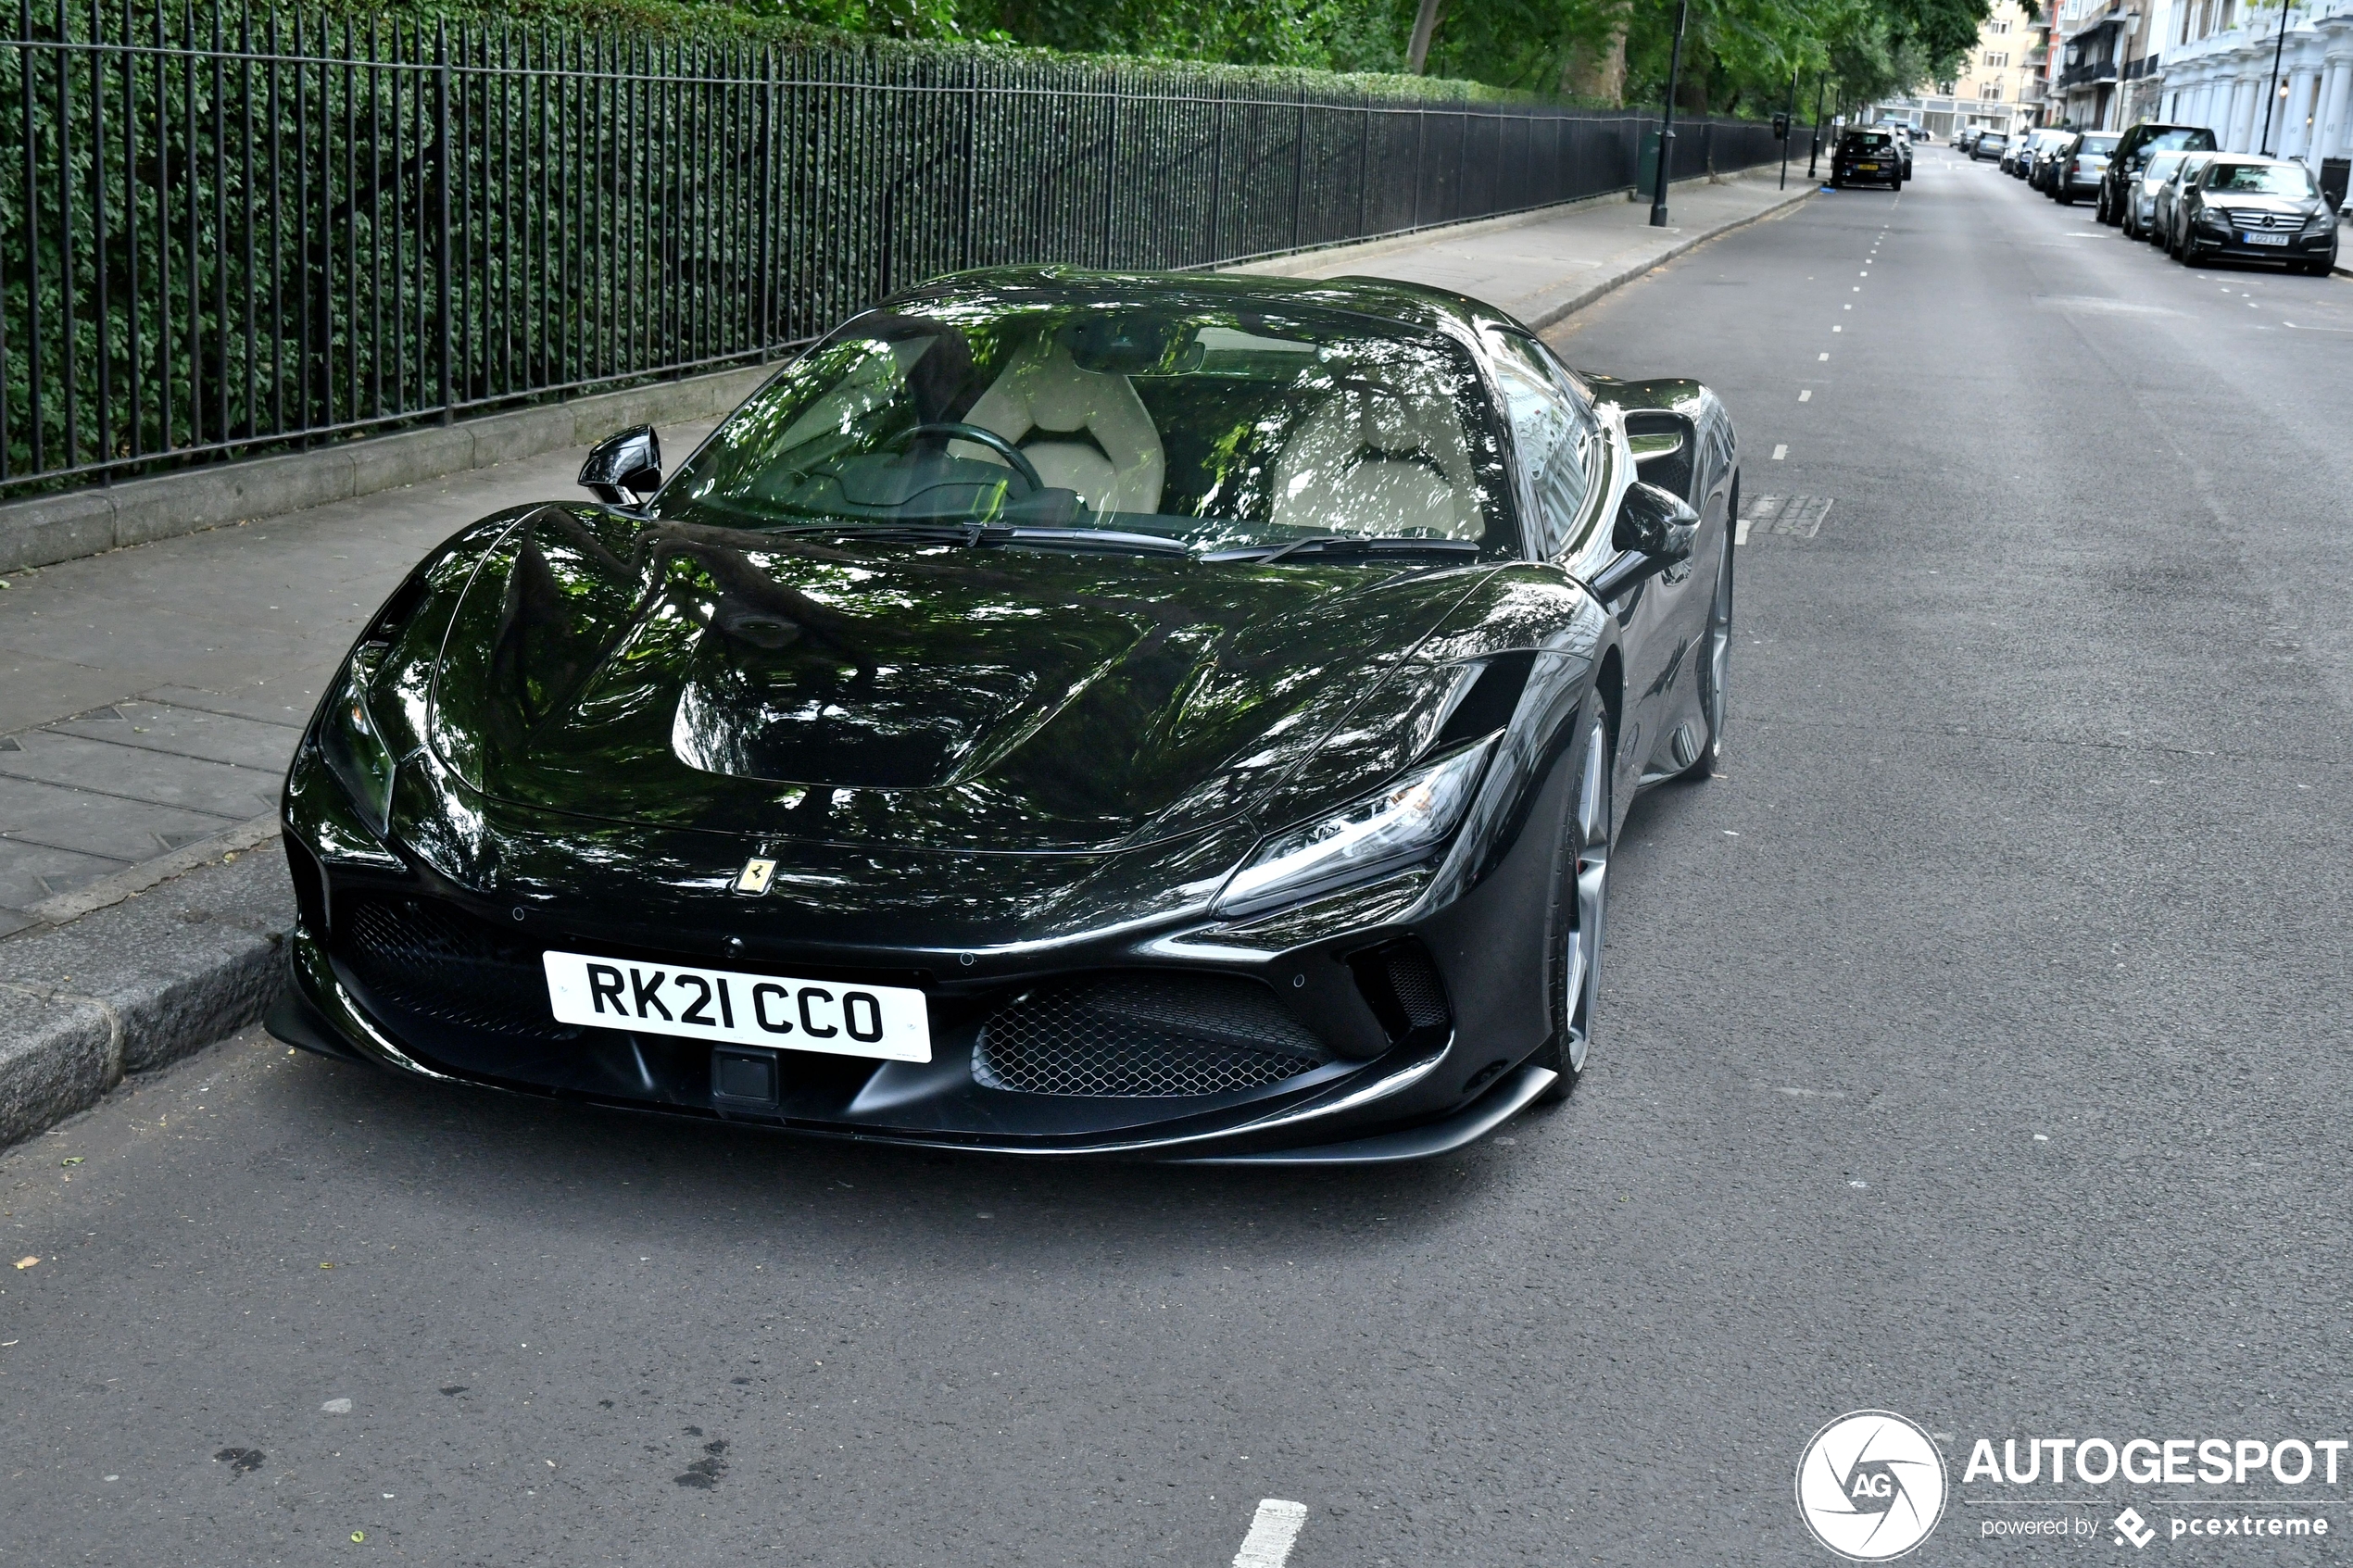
[1236,167,1810,329]
[0,169,1809,1144]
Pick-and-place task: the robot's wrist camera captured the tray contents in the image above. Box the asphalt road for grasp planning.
[5,151,2352,1566]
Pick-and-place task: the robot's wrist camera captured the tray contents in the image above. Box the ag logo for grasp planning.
[1795,1411,1947,1561]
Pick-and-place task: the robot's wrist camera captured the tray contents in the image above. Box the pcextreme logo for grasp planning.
[1796,1411,1950,1562]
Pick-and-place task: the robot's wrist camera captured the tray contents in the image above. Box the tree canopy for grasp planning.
[749,0,1993,113]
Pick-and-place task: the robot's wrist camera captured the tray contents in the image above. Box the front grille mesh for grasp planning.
[1381,946,1451,1031]
[974,973,1330,1098]
[341,897,575,1042]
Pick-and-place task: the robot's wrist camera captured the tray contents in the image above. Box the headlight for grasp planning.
[1214,735,1497,918]
[2196,208,2227,228]
[2303,210,2337,233]
[320,646,397,834]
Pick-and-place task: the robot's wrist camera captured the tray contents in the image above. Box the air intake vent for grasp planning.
[1349,939,1453,1044]
[340,897,576,1042]
[974,973,1331,1098]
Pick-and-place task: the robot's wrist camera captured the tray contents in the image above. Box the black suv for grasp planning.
[1831,129,1905,191]
[2096,122,2219,225]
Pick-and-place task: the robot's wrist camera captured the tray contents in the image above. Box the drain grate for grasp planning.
[1740,494,1832,542]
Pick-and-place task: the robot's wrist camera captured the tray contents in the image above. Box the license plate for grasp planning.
[1858,162,1881,171]
[542,949,931,1062]
[2243,231,2289,245]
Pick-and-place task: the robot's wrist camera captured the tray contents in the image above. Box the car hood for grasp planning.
[2206,194,2319,216]
[424,507,1488,855]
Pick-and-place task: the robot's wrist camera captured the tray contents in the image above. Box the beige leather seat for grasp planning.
[959,339,1165,514]
[1267,386,1481,539]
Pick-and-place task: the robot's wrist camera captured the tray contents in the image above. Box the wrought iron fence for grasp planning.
[1,5,1781,490]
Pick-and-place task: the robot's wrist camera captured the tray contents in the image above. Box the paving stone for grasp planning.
[0,839,129,912]
[46,700,303,773]
[0,774,245,860]
[0,731,279,821]
[145,684,321,728]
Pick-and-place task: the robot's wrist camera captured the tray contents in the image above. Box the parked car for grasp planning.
[2120,149,2191,239]
[2031,131,2073,193]
[2053,131,2120,205]
[268,268,1742,1163]
[2150,152,2216,247]
[2171,156,2340,272]
[1999,133,2028,174]
[1971,130,2008,164]
[2015,129,2063,182]
[1956,128,1982,154]
[2095,122,2218,225]
[1832,128,1905,190]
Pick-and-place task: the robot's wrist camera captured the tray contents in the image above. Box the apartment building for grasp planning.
[2159,0,2353,202]
[1883,0,2049,138]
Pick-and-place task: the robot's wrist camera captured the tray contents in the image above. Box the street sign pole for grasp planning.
[1807,72,1827,180]
[1780,69,1797,189]
[1651,0,1690,226]
[2259,0,2291,155]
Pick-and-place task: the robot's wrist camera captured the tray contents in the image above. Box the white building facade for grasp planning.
[2157,0,2353,195]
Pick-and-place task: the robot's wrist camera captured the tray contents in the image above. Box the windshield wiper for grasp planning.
[761,520,1192,557]
[1202,536,1484,565]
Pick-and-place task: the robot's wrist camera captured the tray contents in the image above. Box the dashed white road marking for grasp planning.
[1231,1499,1310,1568]
[1818,351,1830,360]
[1799,390,1812,401]
[1832,324,1842,332]
[1771,445,1788,460]
[1736,515,1754,545]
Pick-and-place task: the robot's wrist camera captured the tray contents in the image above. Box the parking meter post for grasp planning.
[1651,0,1689,226]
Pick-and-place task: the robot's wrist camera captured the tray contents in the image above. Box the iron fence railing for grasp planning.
[1,5,1781,490]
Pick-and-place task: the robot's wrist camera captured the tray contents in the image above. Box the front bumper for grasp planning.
[2195,223,2337,261]
[272,742,1575,1162]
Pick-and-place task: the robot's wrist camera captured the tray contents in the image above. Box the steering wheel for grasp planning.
[894,421,1045,495]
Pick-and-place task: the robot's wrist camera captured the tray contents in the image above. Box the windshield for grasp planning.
[2206,162,2317,195]
[654,298,1516,556]
[2144,153,2185,182]
[2078,136,2120,157]
[2143,127,2215,153]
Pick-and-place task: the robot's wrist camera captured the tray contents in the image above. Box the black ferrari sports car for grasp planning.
[270,268,1737,1164]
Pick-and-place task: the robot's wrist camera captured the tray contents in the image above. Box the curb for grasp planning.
[0,847,293,1150]
[1521,182,1814,332]
[0,364,774,577]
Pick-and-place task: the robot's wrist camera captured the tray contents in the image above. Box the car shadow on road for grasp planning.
[260,1035,1564,1267]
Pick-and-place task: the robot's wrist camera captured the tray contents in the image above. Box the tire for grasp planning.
[1678,494,1735,783]
[2122,208,2138,240]
[2056,188,2074,206]
[1531,700,1614,1106]
[2095,188,2111,223]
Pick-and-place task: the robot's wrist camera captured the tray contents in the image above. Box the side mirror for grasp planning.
[1589,482,1700,601]
[580,425,661,505]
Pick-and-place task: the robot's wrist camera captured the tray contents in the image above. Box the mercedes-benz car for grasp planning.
[269,270,1737,1164]
[2171,156,2340,272]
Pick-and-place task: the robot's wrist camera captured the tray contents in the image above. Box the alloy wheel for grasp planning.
[1680,515,1735,780]
[1536,705,1614,1105]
